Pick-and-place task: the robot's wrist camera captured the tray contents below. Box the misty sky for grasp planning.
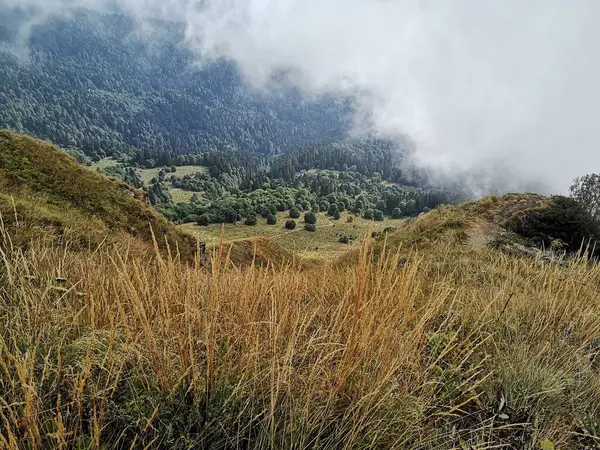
[2,0,600,193]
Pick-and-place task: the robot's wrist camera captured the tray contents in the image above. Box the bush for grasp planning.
[267,214,277,225]
[392,207,402,219]
[333,210,341,221]
[197,214,210,226]
[363,209,374,220]
[305,223,316,232]
[570,173,600,221]
[245,215,258,226]
[373,210,384,221]
[304,212,317,225]
[328,204,339,216]
[285,220,297,230]
[508,196,600,256]
[289,208,301,219]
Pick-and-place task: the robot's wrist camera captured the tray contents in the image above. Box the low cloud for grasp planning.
[2,0,600,193]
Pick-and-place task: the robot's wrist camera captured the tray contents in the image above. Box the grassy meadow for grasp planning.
[92,158,209,203]
[182,210,402,259]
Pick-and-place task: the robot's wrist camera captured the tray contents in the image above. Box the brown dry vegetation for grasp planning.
[2,204,600,449]
[2,131,600,448]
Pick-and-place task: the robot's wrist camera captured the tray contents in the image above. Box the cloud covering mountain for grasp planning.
[2,0,600,193]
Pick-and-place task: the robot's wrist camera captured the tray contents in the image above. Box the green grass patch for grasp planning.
[181,211,401,259]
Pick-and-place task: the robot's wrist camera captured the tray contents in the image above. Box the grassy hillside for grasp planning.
[0,130,198,258]
[1,187,600,448]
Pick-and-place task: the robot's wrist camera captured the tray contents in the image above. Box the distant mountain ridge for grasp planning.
[0,8,353,159]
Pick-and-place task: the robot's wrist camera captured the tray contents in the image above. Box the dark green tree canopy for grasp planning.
[304,211,317,225]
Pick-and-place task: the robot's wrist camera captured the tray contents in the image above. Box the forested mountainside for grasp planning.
[0,8,352,159]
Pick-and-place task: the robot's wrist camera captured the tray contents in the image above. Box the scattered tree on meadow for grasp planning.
[304,212,317,225]
[285,220,297,230]
[267,214,277,225]
[289,208,301,219]
[305,223,316,232]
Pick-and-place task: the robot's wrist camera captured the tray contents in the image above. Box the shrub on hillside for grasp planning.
[289,208,301,219]
[285,220,297,230]
[197,214,210,226]
[507,196,600,256]
[373,210,384,221]
[392,207,402,219]
[570,173,600,221]
[304,212,317,225]
[363,209,374,220]
[267,214,277,225]
[305,223,316,232]
[245,215,258,226]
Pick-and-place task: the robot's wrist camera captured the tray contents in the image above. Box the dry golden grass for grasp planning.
[2,207,600,450]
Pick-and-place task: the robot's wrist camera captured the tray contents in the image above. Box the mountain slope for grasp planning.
[0,9,351,159]
[0,130,198,256]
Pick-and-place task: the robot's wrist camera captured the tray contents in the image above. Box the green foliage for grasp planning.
[285,220,297,230]
[508,196,600,256]
[0,11,351,160]
[304,211,317,225]
[570,173,600,221]
[289,207,301,219]
[304,223,316,232]
[333,210,341,220]
[392,207,402,219]
[100,165,143,189]
[363,209,374,220]
[197,214,210,226]
[245,215,258,226]
[339,235,356,244]
[267,214,277,225]
[327,203,339,216]
[148,181,173,205]
[373,209,384,221]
